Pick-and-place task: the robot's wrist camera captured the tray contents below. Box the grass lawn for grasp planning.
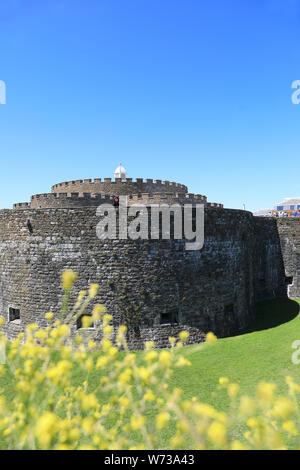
[171,297,300,410]
[1,297,300,448]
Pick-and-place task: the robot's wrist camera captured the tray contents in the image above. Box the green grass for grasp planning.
[169,297,300,410]
[3,298,300,407]
[1,297,300,448]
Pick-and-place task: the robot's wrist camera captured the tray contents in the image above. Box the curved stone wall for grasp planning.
[29,193,114,209]
[13,192,217,210]
[51,178,188,196]
[0,207,287,347]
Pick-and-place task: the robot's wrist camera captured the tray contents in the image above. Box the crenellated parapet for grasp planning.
[29,193,115,209]
[206,202,223,208]
[51,178,188,197]
[13,202,30,210]
[13,175,223,210]
[13,191,223,210]
[128,192,208,205]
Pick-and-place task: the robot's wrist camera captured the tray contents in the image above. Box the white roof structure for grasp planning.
[114,164,127,180]
[253,209,272,217]
[274,198,300,210]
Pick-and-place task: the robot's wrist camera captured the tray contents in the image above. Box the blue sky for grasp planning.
[0,0,299,212]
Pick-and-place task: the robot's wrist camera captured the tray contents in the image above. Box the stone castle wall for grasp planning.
[13,193,222,210]
[13,176,224,211]
[51,178,188,196]
[275,218,300,298]
[253,217,287,301]
[0,206,290,348]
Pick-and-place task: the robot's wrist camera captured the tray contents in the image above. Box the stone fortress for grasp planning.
[1,165,300,348]
[13,165,223,211]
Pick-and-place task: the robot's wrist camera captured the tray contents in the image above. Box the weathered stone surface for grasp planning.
[0,207,291,348]
[50,178,188,197]
[276,218,300,298]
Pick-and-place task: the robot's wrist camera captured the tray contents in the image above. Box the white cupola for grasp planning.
[114,164,127,180]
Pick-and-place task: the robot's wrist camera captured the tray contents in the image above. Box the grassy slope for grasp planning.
[170,298,300,411]
[1,297,300,448]
[2,298,300,407]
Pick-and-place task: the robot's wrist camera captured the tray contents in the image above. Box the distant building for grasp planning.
[253,197,300,218]
[272,198,300,217]
[253,209,272,217]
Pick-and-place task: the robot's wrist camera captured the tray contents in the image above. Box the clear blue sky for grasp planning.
[0,0,299,212]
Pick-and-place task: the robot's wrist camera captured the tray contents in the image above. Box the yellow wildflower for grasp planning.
[228,383,239,398]
[219,377,229,386]
[131,414,146,430]
[159,350,171,367]
[45,312,54,321]
[89,283,99,299]
[205,332,217,345]
[143,390,155,402]
[271,397,296,419]
[207,421,227,447]
[239,396,256,416]
[178,331,189,342]
[145,350,158,362]
[156,412,170,429]
[35,412,59,448]
[61,269,77,290]
[257,382,276,405]
[282,420,297,436]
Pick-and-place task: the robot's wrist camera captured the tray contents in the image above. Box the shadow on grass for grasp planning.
[241,297,300,334]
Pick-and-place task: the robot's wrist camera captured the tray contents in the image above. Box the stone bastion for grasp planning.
[2,175,299,348]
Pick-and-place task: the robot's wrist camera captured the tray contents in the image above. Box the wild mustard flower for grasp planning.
[145,341,155,350]
[84,358,94,372]
[231,440,248,450]
[88,340,96,350]
[96,356,108,369]
[61,269,78,290]
[89,283,99,299]
[130,414,146,430]
[143,390,155,402]
[156,412,170,429]
[219,377,229,386]
[205,332,217,345]
[178,331,189,342]
[0,272,300,450]
[145,350,158,362]
[79,316,92,328]
[228,383,239,398]
[271,397,296,419]
[35,412,59,448]
[159,350,171,366]
[257,382,276,406]
[282,420,297,436]
[45,312,54,321]
[239,396,256,416]
[92,304,106,321]
[207,421,227,447]
[175,356,191,367]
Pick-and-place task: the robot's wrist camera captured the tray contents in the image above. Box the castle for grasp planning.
[1,165,299,348]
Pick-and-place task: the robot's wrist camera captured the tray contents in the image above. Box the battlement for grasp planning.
[13,202,30,210]
[12,174,224,210]
[28,192,115,209]
[51,178,188,196]
[13,191,223,210]
[206,202,223,208]
[13,193,224,210]
[128,192,208,205]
